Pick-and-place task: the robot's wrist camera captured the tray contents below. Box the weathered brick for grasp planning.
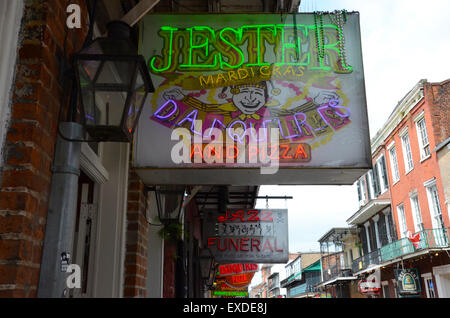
[0,191,38,213]
[0,239,33,261]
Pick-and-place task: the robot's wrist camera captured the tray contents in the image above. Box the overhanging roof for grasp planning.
[194,185,259,211]
[318,227,358,243]
[346,200,391,225]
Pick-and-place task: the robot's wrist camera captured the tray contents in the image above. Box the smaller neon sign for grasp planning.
[213,291,248,297]
[190,142,311,164]
[217,210,273,222]
[218,263,258,277]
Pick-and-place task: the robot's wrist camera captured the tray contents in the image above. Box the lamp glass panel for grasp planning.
[94,91,127,126]
[125,72,147,132]
[96,60,135,86]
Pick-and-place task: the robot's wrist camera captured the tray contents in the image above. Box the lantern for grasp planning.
[73,21,154,142]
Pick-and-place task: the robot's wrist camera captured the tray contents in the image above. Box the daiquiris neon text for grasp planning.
[153,98,351,143]
[148,24,353,73]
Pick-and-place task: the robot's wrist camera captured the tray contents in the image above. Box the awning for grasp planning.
[303,260,321,273]
[316,276,358,288]
[352,264,383,277]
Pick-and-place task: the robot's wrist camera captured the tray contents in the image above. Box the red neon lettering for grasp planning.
[229,237,239,251]
[275,239,283,252]
[247,210,260,222]
[251,239,260,251]
[294,144,308,159]
[217,238,227,251]
[269,145,278,160]
[191,144,203,160]
[261,210,273,221]
[263,239,273,252]
[240,238,249,251]
[230,210,244,221]
[280,144,292,159]
[248,145,258,162]
[208,237,216,247]
[226,145,238,159]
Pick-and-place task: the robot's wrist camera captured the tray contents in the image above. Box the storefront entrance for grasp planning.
[433,264,450,298]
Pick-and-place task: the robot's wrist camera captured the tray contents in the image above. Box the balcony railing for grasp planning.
[352,248,381,273]
[352,227,449,272]
[381,227,449,262]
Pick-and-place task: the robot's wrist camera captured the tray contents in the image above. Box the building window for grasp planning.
[424,276,436,298]
[425,179,445,230]
[367,170,375,200]
[415,115,430,160]
[388,146,400,183]
[401,131,414,173]
[410,192,424,232]
[397,204,407,238]
[374,155,388,194]
[358,177,366,206]
[382,281,390,298]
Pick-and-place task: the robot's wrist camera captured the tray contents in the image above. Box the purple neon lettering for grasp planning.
[153,99,178,119]
[317,99,351,131]
[275,118,301,139]
[228,120,247,143]
[203,118,227,138]
[176,109,203,135]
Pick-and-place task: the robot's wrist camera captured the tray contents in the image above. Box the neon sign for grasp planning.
[135,13,372,186]
[149,24,353,73]
[218,264,258,277]
[203,209,288,263]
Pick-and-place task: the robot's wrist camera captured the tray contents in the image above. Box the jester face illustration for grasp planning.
[230,83,268,115]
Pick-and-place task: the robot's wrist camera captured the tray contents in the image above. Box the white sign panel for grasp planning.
[203,209,289,264]
[134,12,371,185]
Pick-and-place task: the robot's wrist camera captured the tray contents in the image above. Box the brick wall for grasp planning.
[0,0,87,297]
[163,239,177,298]
[424,79,450,146]
[124,170,149,297]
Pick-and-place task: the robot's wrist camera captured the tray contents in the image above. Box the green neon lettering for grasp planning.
[275,24,310,66]
[218,27,245,69]
[149,26,177,72]
[146,22,352,74]
[308,24,353,72]
[179,26,218,69]
[242,25,277,67]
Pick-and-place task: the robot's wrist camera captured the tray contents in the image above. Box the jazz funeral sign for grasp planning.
[134,12,371,185]
[203,209,288,263]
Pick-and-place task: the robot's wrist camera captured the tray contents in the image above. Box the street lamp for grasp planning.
[149,186,186,224]
[73,20,154,142]
[199,248,215,286]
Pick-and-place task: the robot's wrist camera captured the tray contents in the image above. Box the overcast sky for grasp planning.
[251,0,450,287]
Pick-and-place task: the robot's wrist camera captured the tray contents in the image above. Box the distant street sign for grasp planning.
[203,209,288,263]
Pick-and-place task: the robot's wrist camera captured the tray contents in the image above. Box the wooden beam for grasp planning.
[121,0,161,26]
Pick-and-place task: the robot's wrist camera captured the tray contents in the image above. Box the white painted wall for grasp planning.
[0,0,24,173]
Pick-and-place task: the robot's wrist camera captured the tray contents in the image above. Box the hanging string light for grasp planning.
[329,10,349,72]
[313,11,325,62]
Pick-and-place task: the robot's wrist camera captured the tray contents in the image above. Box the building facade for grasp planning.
[348,79,450,298]
[280,252,321,298]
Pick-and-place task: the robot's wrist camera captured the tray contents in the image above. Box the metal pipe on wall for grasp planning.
[37,122,84,298]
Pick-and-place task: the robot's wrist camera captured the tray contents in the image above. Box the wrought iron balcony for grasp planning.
[352,249,381,273]
[381,227,449,262]
[352,227,449,273]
